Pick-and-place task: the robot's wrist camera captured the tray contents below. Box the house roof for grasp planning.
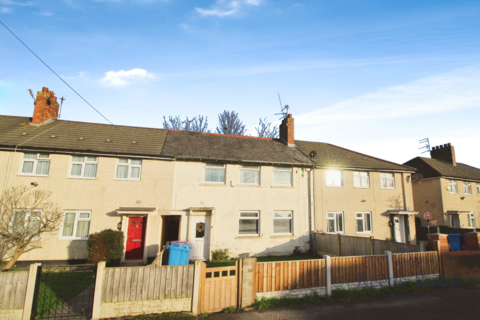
[160,130,311,166]
[295,140,414,172]
[0,115,169,157]
[403,157,480,181]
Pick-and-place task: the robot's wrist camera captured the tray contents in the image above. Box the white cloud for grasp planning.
[296,67,480,125]
[195,0,260,17]
[100,68,155,87]
[0,6,11,12]
[35,12,52,16]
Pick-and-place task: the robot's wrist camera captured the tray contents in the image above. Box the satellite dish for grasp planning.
[309,151,317,159]
[412,173,423,181]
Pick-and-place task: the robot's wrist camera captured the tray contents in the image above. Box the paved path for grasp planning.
[45,285,94,320]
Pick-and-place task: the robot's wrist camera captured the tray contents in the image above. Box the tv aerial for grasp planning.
[418,138,431,154]
[275,92,290,120]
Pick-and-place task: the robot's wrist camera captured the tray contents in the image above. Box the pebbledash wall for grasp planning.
[169,161,311,259]
[0,150,175,263]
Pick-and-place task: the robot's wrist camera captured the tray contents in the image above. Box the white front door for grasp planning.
[394,216,406,243]
[450,214,460,228]
[189,216,210,261]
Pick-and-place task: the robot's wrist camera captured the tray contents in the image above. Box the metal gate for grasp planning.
[199,261,239,313]
[30,265,96,320]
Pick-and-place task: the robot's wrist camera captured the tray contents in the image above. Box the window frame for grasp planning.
[273,166,293,186]
[353,171,370,188]
[463,182,472,195]
[325,170,343,187]
[68,155,98,179]
[11,209,42,241]
[477,183,480,195]
[203,163,226,184]
[326,212,344,234]
[18,153,51,177]
[449,180,458,194]
[59,211,92,240]
[468,213,476,228]
[239,165,260,185]
[380,173,395,190]
[273,211,293,236]
[115,158,142,181]
[355,212,373,234]
[238,211,260,236]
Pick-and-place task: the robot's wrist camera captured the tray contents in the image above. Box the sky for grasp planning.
[0,0,479,167]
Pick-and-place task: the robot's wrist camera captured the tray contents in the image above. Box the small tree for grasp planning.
[255,118,279,138]
[163,115,211,133]
[216,110,247,135]
[87,229,124,265]
[0,186,62,271]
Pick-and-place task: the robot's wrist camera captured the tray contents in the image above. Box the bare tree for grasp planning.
[163,115,210,133]
[0,186,63,270]
[191,115,210,133]
[162,115,184,130]
[216,110,247,135]
[255,118,279,138]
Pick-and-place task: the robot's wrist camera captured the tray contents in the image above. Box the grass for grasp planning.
[35,271,95,319]
[206,254,320,268]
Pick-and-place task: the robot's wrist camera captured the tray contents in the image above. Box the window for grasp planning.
[273,167,292,186]
[380,173,395,189]
[240,165,260,185]
[354,172,369,188]
[60,211,91,240]
[115,159,142,180]
[463,182,472,195]
[477,183,480,195]
[12,209,41,241]
[327,212,344,233]
[20,153,50,176]
[273,211,293,235]
[204,163,225,183]
[468,213,476,228]
[356,212,372,233]
[326,170,342,187]
[239,211,259,236]
[69,156,98,178]
[449,180,458,194]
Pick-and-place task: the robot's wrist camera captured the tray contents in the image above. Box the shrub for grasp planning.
[211,249,229,261]
[87,229,124,265]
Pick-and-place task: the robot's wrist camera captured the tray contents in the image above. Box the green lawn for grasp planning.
[35,271,95,319]
[206,254,320,268]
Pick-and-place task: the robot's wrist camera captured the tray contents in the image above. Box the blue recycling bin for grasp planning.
[448,234,462,252]
[167,243,192,265]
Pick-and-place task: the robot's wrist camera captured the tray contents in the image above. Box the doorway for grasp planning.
[189,215,210,261]
[125,216,146,260]
[449,214,460,228]
[393,215,406,243]
[161,215,182,248]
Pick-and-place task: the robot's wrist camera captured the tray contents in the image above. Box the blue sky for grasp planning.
[1,0,479,166]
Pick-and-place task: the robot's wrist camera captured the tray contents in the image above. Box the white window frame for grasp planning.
[68,156,98,179]
[204,163,226,184]
[59,211,92,240]
[273,167,293,186]
[468,213,476,228]
[355,212,372,234]
[11,209,42,241]
[115,158,142,181]
[325,170,343,187]
[238,211,260,236]
[477,183,480,195]
[449,180,458,194]
[273,211,293,235]
[463,182,472,195]
[326,212,344,234]
[239,165,260,185]
[354,172,370,188]
[380,173,395,189]
[18,153,51,177]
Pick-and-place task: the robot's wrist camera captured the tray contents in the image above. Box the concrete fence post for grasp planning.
[22,263,41,320]
[385,251,393,287]
[91,261,106,320]
[240,258,256,309]
[191,260,203,315]
[323,255,331,296]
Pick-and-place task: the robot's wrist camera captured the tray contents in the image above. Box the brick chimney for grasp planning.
[31,87,59,125]
[430,143,456,166]
[279,114,294,146]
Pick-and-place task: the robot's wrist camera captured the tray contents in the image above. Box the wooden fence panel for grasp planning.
[340,236,371,256]
[392,252,439,278]
[101,265,194,303]
[200,263,238,313]
[316,234,340,256]
[331,255,388,284]
[0,271,29,310]
[255,259,326,293]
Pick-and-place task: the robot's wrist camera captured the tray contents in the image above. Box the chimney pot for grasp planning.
[31,87,60,125]
[430,143,456,166]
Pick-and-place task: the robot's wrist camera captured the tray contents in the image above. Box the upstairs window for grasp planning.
[477,183,480,195]
[380,173,395,189]
[273,211,293,235]
[240,165,260,185]
[20,153,50,176]
[449,180,458,194]
[204,163,225,183]
[327,212,344,234]
[326,170,342,187]
[273,167,292,186]
[463,182,472,195]
[70,156,98,179]
[354,172,370,188]
[356,212,372,233]
[61,211,91,240]
[116,159,142,180]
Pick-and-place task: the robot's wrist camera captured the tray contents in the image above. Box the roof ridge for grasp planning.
[167,129,274,140]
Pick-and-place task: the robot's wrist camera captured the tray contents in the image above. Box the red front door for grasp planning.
[125,216,146,260]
